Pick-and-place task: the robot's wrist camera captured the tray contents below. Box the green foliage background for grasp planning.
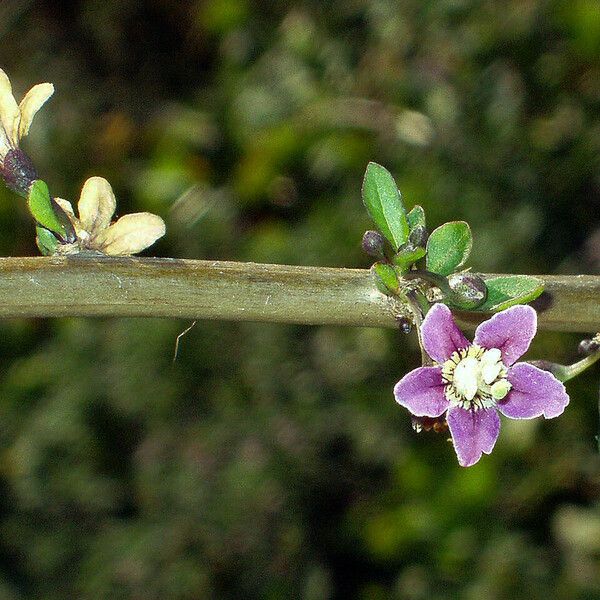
[0,0,598,597]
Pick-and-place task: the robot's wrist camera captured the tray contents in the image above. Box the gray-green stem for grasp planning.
[0,256,596,332]
[404,288,433,366]
[529,352,600,382]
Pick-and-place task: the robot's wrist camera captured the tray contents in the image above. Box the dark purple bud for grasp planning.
[362,230,385,258]
[447,273,488,310]
[1,149,38,198]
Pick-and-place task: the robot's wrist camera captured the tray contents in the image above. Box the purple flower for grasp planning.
[394,303,569,467]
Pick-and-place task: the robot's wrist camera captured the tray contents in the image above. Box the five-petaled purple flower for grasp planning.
[394,303,569,467]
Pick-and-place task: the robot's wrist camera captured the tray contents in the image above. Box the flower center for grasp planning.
[441,344,511,410]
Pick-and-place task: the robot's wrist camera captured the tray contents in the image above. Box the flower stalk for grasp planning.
[529,349,600,383]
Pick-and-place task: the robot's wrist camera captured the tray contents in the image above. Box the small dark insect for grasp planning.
[397,317,412,334]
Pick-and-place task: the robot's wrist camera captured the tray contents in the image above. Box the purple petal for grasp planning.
[473,305,537,366]
[394,366,448,417]
[421,303,470,363]
[447,406,500,467]
[498,362,569,419]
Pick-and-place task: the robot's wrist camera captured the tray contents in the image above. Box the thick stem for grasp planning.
[0,256,595,331]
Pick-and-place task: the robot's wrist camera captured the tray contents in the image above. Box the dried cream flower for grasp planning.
[0,68,53,159]
[55,177,166,255]
[0,68,54,196]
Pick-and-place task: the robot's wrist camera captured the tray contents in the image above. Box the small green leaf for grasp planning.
[371,262,400,295]
[407,205,425,230]
[392,245,426,273]
[28,180,65,237]
[474,275,544,312]
[426,221,472,276]
[361,162,409,251]
[35,226,59,256]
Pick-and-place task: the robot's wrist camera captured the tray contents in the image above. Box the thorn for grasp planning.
[172,321,197,364]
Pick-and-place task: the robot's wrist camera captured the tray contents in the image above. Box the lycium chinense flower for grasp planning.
[0,68,54,196]
[394,303,569,467]
[55,176,165,256]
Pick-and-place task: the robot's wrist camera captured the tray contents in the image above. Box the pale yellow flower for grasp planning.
[55,177,166,255]
[0,68,54,158]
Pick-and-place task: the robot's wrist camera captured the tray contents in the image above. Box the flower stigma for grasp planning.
[441,345,511,410]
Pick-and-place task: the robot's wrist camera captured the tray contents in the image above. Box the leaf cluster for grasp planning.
[362,162,544,312]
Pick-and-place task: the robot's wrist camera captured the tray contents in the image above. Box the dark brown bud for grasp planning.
[1,149,38,197]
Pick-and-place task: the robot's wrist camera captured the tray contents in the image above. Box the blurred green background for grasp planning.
[0,0,598,598]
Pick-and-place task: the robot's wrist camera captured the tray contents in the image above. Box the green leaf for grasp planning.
[28,180,66,237]
[426,221,472,276]
[361,162,409,251]
[474,275,545,312]
[407,205,425,230]
[392,245,426,273]
[35,226,59,256]
[371,262,400,295]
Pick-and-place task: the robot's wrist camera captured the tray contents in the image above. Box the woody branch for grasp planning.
[1,256,598,331]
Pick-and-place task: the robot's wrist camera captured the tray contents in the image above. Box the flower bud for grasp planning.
[1,149,38,197]
[447,273,488,310]
[362,230,386,258]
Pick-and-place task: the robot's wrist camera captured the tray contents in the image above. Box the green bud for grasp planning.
[447,272,488,310]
